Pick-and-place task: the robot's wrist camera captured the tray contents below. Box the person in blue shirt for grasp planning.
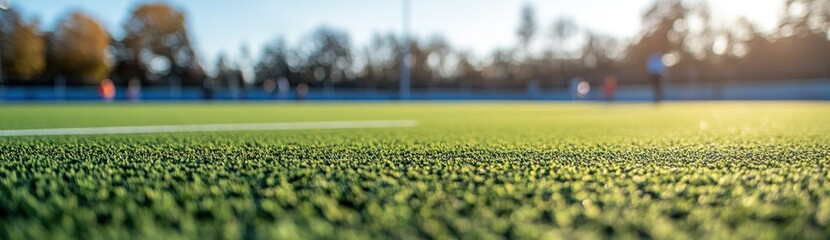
[647,52,665,102]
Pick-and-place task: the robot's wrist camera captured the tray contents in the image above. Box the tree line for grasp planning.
[1,0,828,90]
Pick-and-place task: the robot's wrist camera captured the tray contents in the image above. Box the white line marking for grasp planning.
[0,120,418,137]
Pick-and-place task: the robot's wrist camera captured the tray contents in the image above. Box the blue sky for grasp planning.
[15,0,784,65]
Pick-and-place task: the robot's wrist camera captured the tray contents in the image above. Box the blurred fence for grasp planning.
[0,79,828,102]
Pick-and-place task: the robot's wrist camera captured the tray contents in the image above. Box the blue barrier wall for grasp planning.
[1,79,828,102]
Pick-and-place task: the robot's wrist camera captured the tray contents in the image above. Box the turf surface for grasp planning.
[1,102,829,239]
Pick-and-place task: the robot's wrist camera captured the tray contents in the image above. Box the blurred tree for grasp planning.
[580,32,619,71]
[303,27,352,85]
[636,0,688,55]
[0,9,45,80]
[49,12,110,84]
[406,38,468,88]
[778,0,830,37]
[406,40,426,87]
[255,38,294,85]
[741,0,830,81]
[684,1,716,61]
[238,43,255,86]
[547,17,578,85]
[622,0,694,83]
[549,17,578,58]
[107,36,137,85]
[1,0,826,91]
[370,33,400,82]
[516,4,537,56]
[482,49,514,89]
[453,51,481,89]
[725,17,760,59]
[514,4,538,86]
[120,3,202,85]
[213,53,238,88]
[418,36,453,87]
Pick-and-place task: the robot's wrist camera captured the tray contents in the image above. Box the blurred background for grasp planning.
[0,0,828,101]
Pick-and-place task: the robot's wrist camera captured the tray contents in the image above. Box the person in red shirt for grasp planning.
[99,79,116,101]
[603,75,618,102]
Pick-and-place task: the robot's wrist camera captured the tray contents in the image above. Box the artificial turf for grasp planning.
[1,102,829,239]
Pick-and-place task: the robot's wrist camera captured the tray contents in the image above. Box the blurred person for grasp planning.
[127,78,141,102]
[603,75,618,102]
[98,79,115,102]
[296,83,309,101]
[263,78,277,99]
[647,52,665,102]
[277,77,290,100]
